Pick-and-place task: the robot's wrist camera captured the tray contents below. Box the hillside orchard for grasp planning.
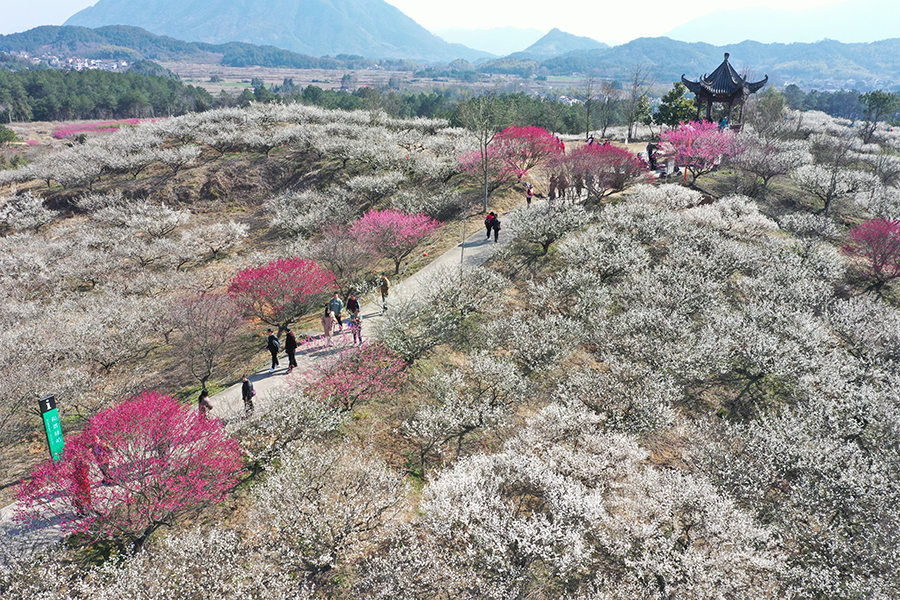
[1,97,900,599]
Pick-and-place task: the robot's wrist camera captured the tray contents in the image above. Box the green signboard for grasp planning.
[39,394,64,461]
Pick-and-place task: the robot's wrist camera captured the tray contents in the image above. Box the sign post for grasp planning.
[39,394,64,462]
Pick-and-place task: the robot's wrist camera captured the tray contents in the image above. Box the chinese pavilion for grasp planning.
[681,53,768,126]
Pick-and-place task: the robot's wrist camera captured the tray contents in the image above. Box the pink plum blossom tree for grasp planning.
[491,125,565,181]
[660,120,739,186]
[554,143,648,202]
[843,218,900,293]
[307,223,378,296]
[303,342,409,411]
[458,125,562,207]
[350,209,440,274]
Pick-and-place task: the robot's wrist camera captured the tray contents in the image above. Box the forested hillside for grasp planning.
[0,69,214,121]
[0,95,899,598]
[0,25,420,70]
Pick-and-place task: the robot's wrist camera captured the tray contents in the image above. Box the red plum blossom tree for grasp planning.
[15,392,243,552]
[555,143,648,202]
[228,257,336,334]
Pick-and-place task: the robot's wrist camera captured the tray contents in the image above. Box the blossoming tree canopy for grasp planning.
[492,126,565,181]
[351,209,440,274]
[458,125,564,207]
[228,257,336,334]
[844,218,900,292]
[660,120,739,185]
[561,143,648,200]
[303,342,409,411]
[15,391,243,552]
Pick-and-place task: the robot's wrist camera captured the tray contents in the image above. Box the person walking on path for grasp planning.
[72,459,91,513]
[558,175,568,202]
[241,375,255,417]
[347,292,361,316]
[91,435,112,484]
[379,274,391,314]
[525,183,534,207]
[491,213,502,243]
[328,292,344,331]
[484,212,495,238]
[321,307,336,347]
[266,329,280,373]
[349,308,363,345]
[285,327,298,373]
[198,389,213,418]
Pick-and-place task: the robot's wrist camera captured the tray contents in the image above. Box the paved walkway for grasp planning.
[207,215,515,421]
[0,211,518,552]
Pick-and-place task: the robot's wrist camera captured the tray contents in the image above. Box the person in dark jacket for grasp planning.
[484,212,495,238]
[198,389,213,417]
[346,293,361,315]
[266,329,280,373]
[241,375,254,417]
[285,327,298,373]
[491,214,501,242]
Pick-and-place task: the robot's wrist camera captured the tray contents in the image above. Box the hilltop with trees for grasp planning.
[1,83,900,598]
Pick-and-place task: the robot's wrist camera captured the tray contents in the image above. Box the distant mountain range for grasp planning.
[64,0,490,62]
[665,0,900,46]
[537,37,900,90]
[432,27,543,57]
[5,24,900,92]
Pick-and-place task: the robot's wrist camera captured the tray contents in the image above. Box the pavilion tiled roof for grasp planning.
[682,53,768,97]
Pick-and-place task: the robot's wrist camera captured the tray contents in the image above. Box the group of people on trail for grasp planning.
[484,212,502,242]
[199,374,254,419]
[322,290,364,346]
[548,174,570,201]
[201,283,389,418]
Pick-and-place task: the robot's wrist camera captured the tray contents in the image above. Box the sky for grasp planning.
[1,0,844,43]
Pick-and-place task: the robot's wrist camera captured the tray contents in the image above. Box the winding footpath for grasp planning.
[210,217,513,419]
[0,210,517,554]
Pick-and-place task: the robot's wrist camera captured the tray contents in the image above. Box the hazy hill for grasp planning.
[432,27,542,57]
[665,0,900,45]
[512,28,607,60]
[64,0,489,62]
[539,37,900,90]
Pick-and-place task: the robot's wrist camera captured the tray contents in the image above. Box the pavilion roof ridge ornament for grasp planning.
[681,52,768,98]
